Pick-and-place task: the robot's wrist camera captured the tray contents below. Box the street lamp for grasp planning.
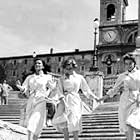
[93,18,99,70]
[32,51,37,63]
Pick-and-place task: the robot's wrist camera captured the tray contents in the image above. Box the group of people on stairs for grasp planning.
[16,54,140,140]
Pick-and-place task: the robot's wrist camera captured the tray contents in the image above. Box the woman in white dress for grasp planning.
[16,59,56,140]
[99,54,140,140]
[52,58,99,140]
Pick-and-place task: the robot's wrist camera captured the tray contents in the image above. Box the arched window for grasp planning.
[127,31,137,43]
[134,32,138,42]
[107,4,116,21]
[107,66,112,75]
[128,34,133,43]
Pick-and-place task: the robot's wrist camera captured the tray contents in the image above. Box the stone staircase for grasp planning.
[0,91,140,139]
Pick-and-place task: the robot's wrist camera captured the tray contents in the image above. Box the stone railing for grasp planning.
[0,120,28,140]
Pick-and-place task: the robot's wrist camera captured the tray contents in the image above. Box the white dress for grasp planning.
[53,71,95,133]
[107,68,140,133]
[21,73,53,136]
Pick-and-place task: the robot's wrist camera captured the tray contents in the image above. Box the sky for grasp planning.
[0,0,138,57]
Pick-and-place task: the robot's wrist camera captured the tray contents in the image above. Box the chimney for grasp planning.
[50,48,53,54]
[75,49,79,52]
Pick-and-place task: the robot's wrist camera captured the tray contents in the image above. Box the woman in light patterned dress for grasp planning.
[16,59,56,140]
[99,54,140,140]
[52,58,99,140]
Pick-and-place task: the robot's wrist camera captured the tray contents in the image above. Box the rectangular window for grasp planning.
[14,60,16,65]
[80,66,85,71]
[58,57,61,62]
[58,68,61,73]
[47,57,50,63]
[25,59,27,64]
[13,71,16,76]
[82,66,85,71]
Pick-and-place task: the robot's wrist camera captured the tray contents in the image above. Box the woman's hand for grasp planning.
[16,80,24,92]
[89,94,100,102]
[94,96,100,102]
[98,94,110,102]
[16,80,21,88]
[46,80,57,91]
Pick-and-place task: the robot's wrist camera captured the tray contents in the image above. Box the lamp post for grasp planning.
[116,58,120,74]
[32,51,37,62]
[93,18,99,70]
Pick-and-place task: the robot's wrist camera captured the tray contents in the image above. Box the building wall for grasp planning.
[0,51,94,88]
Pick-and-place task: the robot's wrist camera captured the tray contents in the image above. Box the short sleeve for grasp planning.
[22,75,30,94]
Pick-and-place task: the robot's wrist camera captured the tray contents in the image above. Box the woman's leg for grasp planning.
[27,101,46,140]
[5,96,8,105]
[33,135,38,140]
[126,125,136,140]
[73,131,79,140]
[28,130,32,140]
[63,127,69,140]
[1,96,4,105]
[3,96,6,105]
[28,130,38,140]
[1,96,3,105]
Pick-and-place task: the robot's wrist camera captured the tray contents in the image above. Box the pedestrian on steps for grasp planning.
[0,83,3,105]
[52,57,99,140]
[1,80,13,105]
[16,58,57,140]
[99,53,140,140]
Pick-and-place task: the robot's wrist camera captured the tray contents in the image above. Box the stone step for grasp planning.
[39,138,126,140]
[39,133,140,139]
[39,137,140,140]
[0,101,139,139]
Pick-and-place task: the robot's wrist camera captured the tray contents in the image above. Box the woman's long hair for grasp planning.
[30,58,51,74]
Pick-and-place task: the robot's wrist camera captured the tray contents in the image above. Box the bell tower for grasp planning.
[100,0,128,26]
[98,0,130,77]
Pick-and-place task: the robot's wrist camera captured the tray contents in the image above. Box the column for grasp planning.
[135,0,140,67]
